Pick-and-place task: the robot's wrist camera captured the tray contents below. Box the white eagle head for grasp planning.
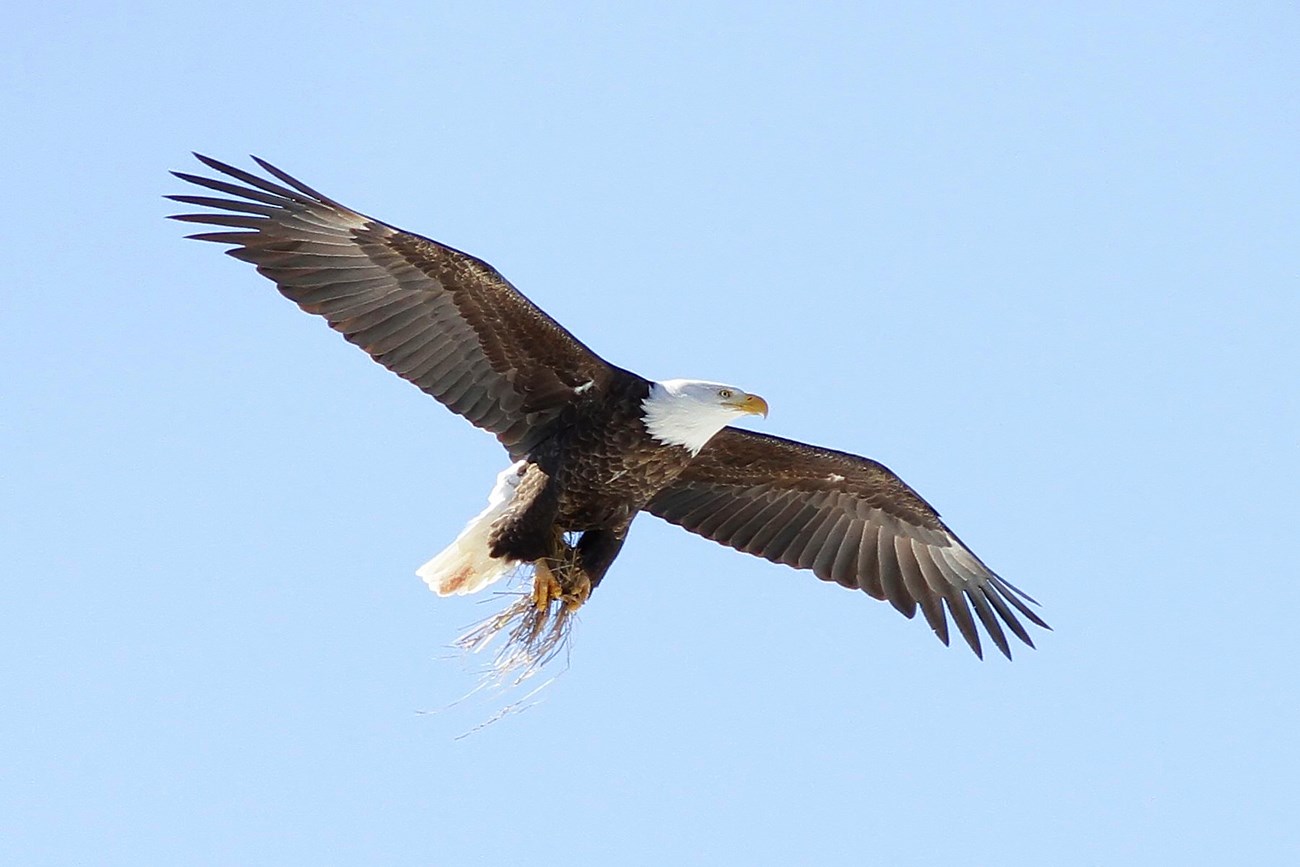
[642,378,769,455]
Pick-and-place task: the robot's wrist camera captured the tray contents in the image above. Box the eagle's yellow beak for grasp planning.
[728,392,769,418]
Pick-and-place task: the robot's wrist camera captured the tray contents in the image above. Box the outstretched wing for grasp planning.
[646,428,1047,659]
[169,154,623,458]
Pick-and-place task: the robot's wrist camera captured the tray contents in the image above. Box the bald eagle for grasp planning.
[170,154,1047,664]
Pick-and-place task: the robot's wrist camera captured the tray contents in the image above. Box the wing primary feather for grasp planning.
[660,489,725,525]
[166,194,279,216]
[251,155,345,206]
[690,496,745,538]
[943,592,982,658]
[254,239,359,259]
[733,493,800,548]
[810,514,851,580]
[854,524,885,600]
[980,583,1035,648]
[357,309,432,356]
[447,380,494,418]
[716,496,784,547]
[458,390,501,426]
[392,336,460,382]
[192,153,318,205]
[276,272,402,299]
[366,316,434,359]
[170,171,293,207]
[757,492,828,565]
[185,231,260,245]
[415,337,479,384]
[877,532,916,618]
[436,367,483,408]
[928,544,970,591]
[338,292,426,332]
[371,313,441,361]
[262,259,370,284]
[384,337,443,376]
[933,546,1034,649]
[987,576,1050,629]
[968,589,1012,660]
[326,290,418,324]
[988,574,1044,610]
[755,500,822,562]
[170,213,269,230]
[912,541,980,657]
[759,501,832,564]
[896,537,948,645]
[829,520,866,589]
[793,509,840,570]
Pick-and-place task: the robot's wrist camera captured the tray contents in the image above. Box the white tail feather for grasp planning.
[418,461,527,596]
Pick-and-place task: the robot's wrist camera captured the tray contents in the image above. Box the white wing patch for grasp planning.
[827,473,846,483]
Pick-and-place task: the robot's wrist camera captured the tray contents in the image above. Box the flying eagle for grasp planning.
[169,154,1047,665]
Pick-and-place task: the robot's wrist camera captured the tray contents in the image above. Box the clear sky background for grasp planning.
[4,3,1298,865]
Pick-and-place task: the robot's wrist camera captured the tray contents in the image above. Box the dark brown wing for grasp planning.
[645,428,1047,659]
[169,154,623,458]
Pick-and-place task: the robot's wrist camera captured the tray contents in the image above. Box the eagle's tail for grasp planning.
[418,461,527,596]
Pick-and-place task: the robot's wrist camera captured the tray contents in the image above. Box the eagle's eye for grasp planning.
[718,389,733,399]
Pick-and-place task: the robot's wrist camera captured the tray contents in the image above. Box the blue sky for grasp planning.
[4,2,1298,864]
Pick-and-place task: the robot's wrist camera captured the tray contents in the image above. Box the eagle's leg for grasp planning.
[556,551,593,613]
[559,524,630,610]
[529,526,628,613]
[532,539,589,613]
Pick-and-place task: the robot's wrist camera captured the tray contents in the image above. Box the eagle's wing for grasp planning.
[645,428,1047,659]
[169,154,621,458]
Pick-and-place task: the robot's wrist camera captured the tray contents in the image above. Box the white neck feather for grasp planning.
[641,380,736,455]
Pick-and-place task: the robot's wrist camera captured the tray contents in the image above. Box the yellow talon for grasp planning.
[561,572,592,612]
[532,558,562,610]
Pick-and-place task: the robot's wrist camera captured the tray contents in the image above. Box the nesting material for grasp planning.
[454,542,591,688]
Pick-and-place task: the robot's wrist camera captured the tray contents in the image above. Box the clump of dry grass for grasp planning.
[454,542,589,688]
